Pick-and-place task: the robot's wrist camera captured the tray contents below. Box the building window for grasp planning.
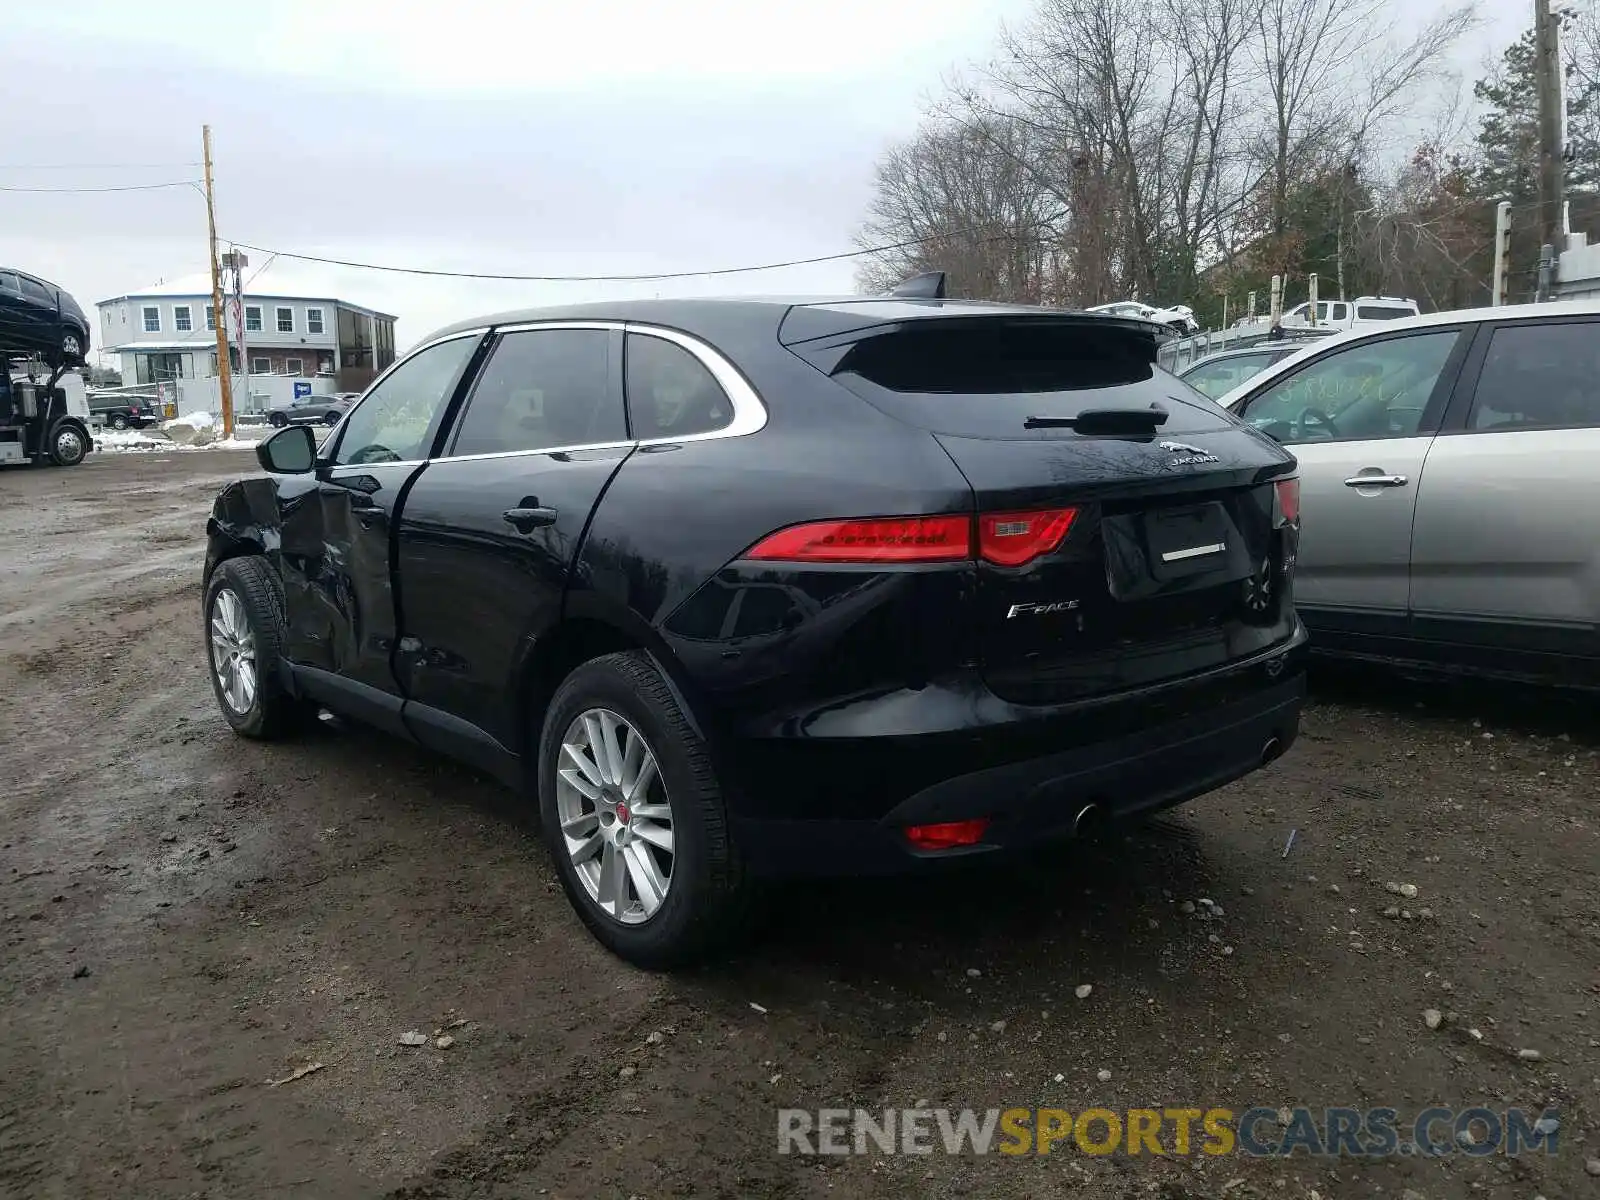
[251,356,272,375]
[205,305,216,331]
[173,305,193,333]
[142,306,161,333]
[318,352,335,374]
[306,307,324,335]
[276,306,294,334]
[245,306,262,332]
[285,358,304,376]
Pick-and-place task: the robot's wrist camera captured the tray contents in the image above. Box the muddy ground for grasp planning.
[1,452,1597,1200]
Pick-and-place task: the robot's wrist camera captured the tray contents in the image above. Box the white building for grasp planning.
[96,269,398,403]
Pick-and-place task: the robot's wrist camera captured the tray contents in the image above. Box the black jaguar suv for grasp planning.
[201,283,1306,966]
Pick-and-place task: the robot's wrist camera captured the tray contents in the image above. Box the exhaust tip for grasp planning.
[1260,737,1283,766]
[1073,802,1104,838]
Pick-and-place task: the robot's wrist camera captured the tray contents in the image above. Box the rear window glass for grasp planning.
[1356,305,1412,321]
[821,322,1234,438]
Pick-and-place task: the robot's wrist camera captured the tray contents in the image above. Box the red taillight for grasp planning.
[1275,477,1300,526]
[978,508,1078,567]
[904,818,990,851]
[744,507,1078,567]
[744,515,971,563]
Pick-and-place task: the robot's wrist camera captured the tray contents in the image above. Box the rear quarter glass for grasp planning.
[816,322,1234,439]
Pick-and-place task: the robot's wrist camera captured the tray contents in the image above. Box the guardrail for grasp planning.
[1158,326,1333,373]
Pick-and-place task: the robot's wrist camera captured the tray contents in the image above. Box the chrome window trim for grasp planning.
[439,441,636,465]
[326,459,429,472]
[623,322,769,444]
[430,318,769,463]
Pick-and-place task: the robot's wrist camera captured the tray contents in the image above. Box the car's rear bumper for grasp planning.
[724,640,1305,877]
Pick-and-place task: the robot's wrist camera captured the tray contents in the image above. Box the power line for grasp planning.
[0,162,203,171]
[0,179,201,194]
[224,229,989,283]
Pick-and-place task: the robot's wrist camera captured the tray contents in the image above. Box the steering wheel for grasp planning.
[346,443,401,465]
[1292,407,1339,441]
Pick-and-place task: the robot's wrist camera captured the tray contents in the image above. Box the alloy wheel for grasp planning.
[209,588,258,714]
[555,708,675,925]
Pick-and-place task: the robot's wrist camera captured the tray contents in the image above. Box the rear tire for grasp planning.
[324,412,341,427]
[204,556,313,739]
[537,651,749,968]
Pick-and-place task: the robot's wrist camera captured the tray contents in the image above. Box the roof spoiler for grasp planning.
[889,271,947,300]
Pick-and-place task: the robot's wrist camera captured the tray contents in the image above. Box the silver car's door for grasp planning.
[1230,326,1471,634]
[1410,314,1600,659]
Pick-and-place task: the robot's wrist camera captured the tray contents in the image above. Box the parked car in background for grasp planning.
[1178,344,1303,400]
[1216,299,1600,688]
[201,294,1306,966]
[87,395,161,429]
[266,394,354,427]
[0,268,90,363]
[1085,300,1200,335]
[1281,296,1419,332]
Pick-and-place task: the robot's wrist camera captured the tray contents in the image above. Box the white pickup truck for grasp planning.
[1280,296,1419,330]
[1233,295,1420,333]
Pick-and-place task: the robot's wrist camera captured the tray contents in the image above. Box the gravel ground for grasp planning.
[2,452,1597,1200]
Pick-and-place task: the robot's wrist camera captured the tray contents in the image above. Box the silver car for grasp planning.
[1215,300,1600,687]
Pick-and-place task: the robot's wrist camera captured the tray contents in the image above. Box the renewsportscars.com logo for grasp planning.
[777,1106,1562,1158]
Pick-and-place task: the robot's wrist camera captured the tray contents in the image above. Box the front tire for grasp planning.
[269,412,288,428]
[323,412,341,427]
[538,651,748,968]
[204,556,312,739]
[48,422,87,466]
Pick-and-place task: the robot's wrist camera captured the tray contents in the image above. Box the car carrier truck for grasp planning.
[3,354,93,467]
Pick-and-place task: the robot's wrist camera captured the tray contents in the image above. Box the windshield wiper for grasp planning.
[1024,404,1170,434]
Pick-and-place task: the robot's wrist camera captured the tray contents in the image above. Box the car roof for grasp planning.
[1212,299,1600,408]
[420,295,1146,347]
[1179,344,1291,369]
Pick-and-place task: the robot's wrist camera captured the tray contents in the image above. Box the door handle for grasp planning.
[1343,473,1408,488]
[503,506,557,530]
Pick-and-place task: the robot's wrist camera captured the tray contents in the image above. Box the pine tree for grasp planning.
[1474,26,1600,203]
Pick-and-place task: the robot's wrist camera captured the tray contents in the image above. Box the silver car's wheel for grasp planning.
[62,333,82,357]
[209,587,258,715]
[556,708,675,925]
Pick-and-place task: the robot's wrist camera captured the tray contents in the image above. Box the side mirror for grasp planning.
[256,424,317,474]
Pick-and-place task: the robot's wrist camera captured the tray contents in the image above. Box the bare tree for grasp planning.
[854,116,1057,301]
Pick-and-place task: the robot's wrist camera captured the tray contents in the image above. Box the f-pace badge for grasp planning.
[1159,439,1220,466]
[1006,599,1081,619]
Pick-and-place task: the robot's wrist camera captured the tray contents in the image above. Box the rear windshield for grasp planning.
[820,322,1234,438]
[1356,305,1412,320]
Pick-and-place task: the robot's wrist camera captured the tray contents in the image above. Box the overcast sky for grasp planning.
[2,0,1528,361]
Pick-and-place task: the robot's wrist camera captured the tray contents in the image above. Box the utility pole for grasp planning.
[1308,273,1320,327]
[1535,0,1565,301]
[202,125,235,436]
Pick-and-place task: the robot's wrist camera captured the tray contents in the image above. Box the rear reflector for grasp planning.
[744,516,970,563]
[1274,477,1300,526]
[745,507,1078,567]
[904,818,990,851]
[978,508,1078,567]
